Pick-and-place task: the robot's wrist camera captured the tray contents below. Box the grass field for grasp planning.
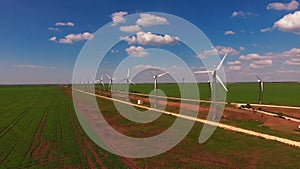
[109,82,300,106]
[1,85,300,168]
[94,92,300,168]
[0,85,127,168]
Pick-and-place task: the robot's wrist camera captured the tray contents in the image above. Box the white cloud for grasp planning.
[231,11,257,18]
[48,27,59,31]
[111,49,119,53]
[111,11,128,26]
[119,25,141,33]
[49,36,56,42]
[227,60,242,71]
[15,64,55,69]
[228,65,242,71]
[239,53,272,69]
[249,59,273,69]
[227,60,241,65]
[197,46,240,59]
[55,22,74,26]
[125,46,148,57]
[260,27,273,32]
[273,11,300,33]
[59,32,94,44]
[267,0,299,11]
[224,30,235,35]
[239,46,246,51]
[120,31,179,46]
[285,59,300,65]
[136,13,168,27]
[239,53,263,60]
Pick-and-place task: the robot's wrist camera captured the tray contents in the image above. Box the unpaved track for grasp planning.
[74,89,300,149]
[111,89,300,109]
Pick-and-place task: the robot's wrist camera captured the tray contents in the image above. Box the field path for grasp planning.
[74,89,300,149]
[110,89,300,109]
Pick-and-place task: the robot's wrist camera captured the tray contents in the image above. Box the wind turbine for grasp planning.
[106,74,117,96]
[121,69,135,86]
[255,75,270,104]
[152,71,168,108]
[95,75,104,86]
[194,53,229,103]
[120,69,135,101]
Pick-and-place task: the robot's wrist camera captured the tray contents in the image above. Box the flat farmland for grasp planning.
[0,85,128,168]
[122,82,300,106]
[1,85,300,168]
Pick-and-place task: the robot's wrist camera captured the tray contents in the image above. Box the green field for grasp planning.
[95,90,300,168]
[1,85,300,168]
[115,82,300,106]
[0,85,127,168]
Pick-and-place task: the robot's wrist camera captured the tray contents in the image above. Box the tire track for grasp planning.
[0,107,32,138]
[25,107,49,157]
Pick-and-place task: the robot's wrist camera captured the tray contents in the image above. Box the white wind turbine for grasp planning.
[106,74,117,97]
[255,75,270,104]
[194,53,229,103]
[95,75,105,95]
[120,69,135,101]
[152,71,168,108]
[105,74,117,87]
[121,69,135,86]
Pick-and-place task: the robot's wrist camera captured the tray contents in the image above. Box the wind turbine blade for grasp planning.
[150,71,156,76]
[261,82,264,92]
[127,69,130,78]
[105,74,111,79]
[194,70,213,74]
[216,75,228,92]
[255,75,262,81]
[100,75,103,80]
[101,81,104,86]
[216,52,228,70]
[263,76,270,81]
[129,79,135,85]
[157,72,168,77]
[120,78,126,82]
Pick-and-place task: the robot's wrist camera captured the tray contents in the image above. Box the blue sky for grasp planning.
[1,0,300,84]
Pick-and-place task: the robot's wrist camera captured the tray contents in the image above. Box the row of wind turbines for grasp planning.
[79,52,268,105]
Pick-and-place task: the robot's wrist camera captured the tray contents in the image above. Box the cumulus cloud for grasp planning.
[227,60,241,65]
[55,22,74,26]
[239,53,272,69]
[119,25,141,33]
[227,60,242,71]
[273,11,300,33]
[125,46,148,57]
[49,36,56,42]
[197,46,240,59]
[59,32,94,44]
[249,59,273,69]
[136,13,168,27]
[239,53,264,60]
[285,58,300,65]
[231,11,257,18]
[267,0,299,11]
[111,11,128,26]
[228,65,242,71]
[224,30,235,35]
[120,31,179,46]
